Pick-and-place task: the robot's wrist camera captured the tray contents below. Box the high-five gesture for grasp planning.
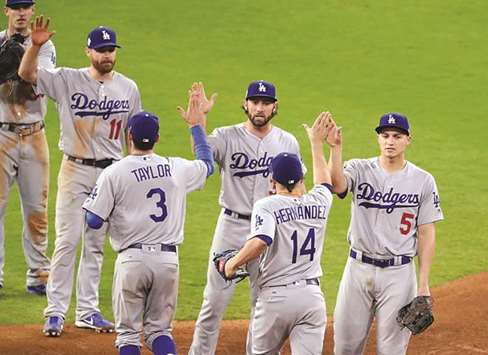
[181,92,206,128]
[325,116,342,147]
[177,82,217,126]
[303,111,333,144]
[30,16,55,47]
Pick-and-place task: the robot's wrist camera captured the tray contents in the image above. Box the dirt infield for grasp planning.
[1,271,487,355]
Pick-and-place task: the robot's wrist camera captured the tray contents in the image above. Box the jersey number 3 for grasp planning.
[291,228,316,263]
[146,188,168,222]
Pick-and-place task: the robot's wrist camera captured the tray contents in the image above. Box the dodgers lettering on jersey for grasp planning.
[343,158,444,257]
[208,124,305,215]
[0,31,56,124]
[249,185,333,288]
[35,67,142,160]
[83,154,208,252]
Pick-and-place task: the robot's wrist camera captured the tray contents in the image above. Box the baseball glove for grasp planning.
[396,295,434,335]
[213,249,249,283]
[0,33,37,104]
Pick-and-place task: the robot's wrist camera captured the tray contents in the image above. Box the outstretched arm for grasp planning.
[326,118,348,196]
[18,16,55,84]
[184,92,214,177]
[303,111,333,186]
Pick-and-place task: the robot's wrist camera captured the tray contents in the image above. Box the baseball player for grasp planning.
[19,17,142,336]
[180,81,305,354]
[221,112,334,355]
[83,98,214,355]
[327,113,444,354]
[0,0,55,295]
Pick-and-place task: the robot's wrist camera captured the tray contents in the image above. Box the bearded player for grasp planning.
[19,17,142,336]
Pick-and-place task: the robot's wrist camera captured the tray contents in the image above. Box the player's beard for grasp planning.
[93,59,116,75]
[247,111,275,128]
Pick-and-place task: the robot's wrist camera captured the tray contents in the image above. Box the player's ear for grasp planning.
[272,101,278,114]
[242,100,248,113]
[155,134,160,144]
[84,48,91,58]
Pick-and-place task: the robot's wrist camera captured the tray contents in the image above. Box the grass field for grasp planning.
[1,0,487,325]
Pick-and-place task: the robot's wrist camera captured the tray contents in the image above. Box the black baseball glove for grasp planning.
[0,33,37,104]
[0,33,25,85]
[396,295,434,335]
[213,249,249,283]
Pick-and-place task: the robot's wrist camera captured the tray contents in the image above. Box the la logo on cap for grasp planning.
[258,82,267,92]
[102,30,111,40]
[388,114,396,124]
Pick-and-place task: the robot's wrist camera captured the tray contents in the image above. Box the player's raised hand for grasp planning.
[181,92,206,127]
[325,117,342,147]
[303,111,331,144]
[30,16,55,47]
[194,82,217,114]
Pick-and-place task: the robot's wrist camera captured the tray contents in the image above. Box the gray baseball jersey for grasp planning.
[249,184,333,354]
[343,158,444,257]
[40,65,142,322]
[334,157,444,355]
[36,67,141,159]
[0,31,56,124]
[0,31,56,290]
[249,184,333,287]
[208,123,305,215]
[83,153,208,348]
[190,123,305,355]
[83,154,208,250]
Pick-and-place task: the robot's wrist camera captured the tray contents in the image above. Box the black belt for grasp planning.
[0,121,45,136]
[268,278,320,288]
[223,208,251,220]
[122,243,177,253]
[350,249,411,268]
[66,155,116,169]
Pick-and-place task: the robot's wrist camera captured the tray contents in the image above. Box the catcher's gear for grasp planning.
[0,33,37,104]
[396,295,434,335]
[213,249,249,283]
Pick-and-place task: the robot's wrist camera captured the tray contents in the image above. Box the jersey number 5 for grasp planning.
[291,228,316,263]
[400,212,415,235]
[146,188,168,222]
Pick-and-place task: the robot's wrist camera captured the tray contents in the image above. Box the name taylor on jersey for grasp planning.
[130,163,172,183]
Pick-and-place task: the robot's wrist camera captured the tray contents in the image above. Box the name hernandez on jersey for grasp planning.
[249,184,333,288]
[342,158,444,257]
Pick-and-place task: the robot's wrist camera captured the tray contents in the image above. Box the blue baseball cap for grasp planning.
[87,26,120,49]
[128,111,159,145]
[5,0,35,7]
[270,153,303,186]
[375,112,410,135]
[245,80,277,101]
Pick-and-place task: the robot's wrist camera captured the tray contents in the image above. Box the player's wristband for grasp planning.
[191,125,214,177]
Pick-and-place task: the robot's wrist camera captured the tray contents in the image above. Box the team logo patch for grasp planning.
[432,192,441,208]
[230,152,273,178]
[356,182,419,214]
[255,214,264,228]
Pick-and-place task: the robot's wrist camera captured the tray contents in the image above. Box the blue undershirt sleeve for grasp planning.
[191,125,214,177]
[85,210,104,230]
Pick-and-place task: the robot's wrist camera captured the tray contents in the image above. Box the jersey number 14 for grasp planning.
[291,228,316,264]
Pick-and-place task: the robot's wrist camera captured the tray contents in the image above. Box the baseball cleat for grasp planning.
[75,312,114,333]
[43,316,64,337]
[27,284,47,296]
